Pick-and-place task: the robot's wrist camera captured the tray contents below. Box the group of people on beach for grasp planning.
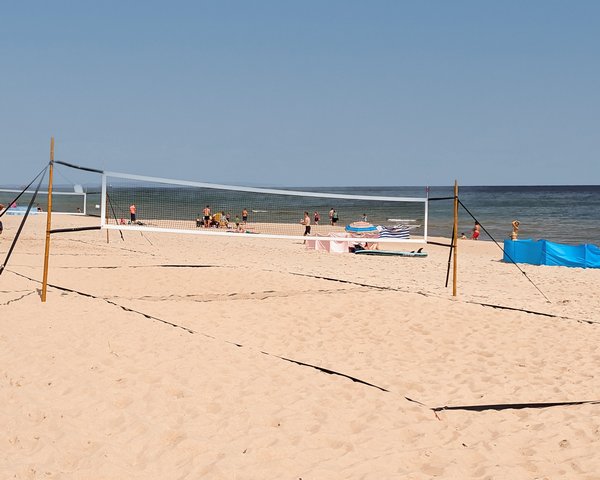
[301,208,341,240]
[196,205,248,231]
[307,208,339,228]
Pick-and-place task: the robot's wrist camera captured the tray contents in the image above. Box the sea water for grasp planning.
[323,185,600,245]
[3,185,599,245]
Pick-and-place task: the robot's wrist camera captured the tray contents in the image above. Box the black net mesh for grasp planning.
[0,190,86,214]
[105,177,427,241]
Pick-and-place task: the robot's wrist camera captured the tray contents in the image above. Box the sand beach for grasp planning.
[2,213,600,479]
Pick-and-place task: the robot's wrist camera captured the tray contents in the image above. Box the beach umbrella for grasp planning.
[345,221,380,240]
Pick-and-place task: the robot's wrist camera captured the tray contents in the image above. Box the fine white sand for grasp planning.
[2,214,600,479]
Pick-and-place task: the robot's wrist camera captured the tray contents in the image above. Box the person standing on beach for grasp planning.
[314,211,320,225]
[301,211,311,243]
[242,208,248,224]
[332,209,339,225]
[203,205,211,228]
[329,208,334,225]
[129,204,137,223]
[472,221,480,240]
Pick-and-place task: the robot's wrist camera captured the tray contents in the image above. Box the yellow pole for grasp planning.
[452,180,458,297]
[41,137,54,302]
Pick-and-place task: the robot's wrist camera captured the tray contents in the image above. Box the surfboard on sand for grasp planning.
[353,249,427,257]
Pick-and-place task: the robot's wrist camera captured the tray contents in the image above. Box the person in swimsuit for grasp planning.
[314,211,320,225]
[301,211,311,243]
[329,208,334,225]
[203,205,211,228]
[332,209,339,225]
[472,221,480,240]
[242,209,248,223]
[129,204,136,223]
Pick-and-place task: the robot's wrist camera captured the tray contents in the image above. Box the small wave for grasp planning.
[387,218,417,222]
[252,210,268,213]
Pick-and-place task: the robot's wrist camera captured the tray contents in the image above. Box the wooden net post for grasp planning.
[41,137,54,302]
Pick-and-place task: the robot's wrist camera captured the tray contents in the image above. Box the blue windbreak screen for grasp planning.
[503,239,600,268]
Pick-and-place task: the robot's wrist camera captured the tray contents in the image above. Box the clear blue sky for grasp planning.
[1,1,598,187]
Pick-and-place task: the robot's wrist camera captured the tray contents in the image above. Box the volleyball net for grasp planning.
[99,170,429,243]
[0,188,87,215]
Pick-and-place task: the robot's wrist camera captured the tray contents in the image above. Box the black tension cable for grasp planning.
[458,199,551,303]
[427,196,456,201]
[106,194,125,241]
[433,399,600,413]
[0,165,48,276]
[55,160,104,174]
[444,225,455,288]
[50,226,102,234]
[0,165,48,219]
[426,240,453,248]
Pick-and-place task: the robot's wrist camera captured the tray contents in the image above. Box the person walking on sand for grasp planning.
[472,221,480,240]
[329,208,334,225]
[242,208,248,224]
[129,204,137,223]
[203,205,211,228]
[314,211,320,225]
[331,209,339,226]
[301,211,311,243]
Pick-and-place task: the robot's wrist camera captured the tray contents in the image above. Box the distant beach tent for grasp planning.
[503,239,600,269]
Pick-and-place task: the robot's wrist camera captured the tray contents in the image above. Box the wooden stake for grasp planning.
[452,180,459,297]
[41,137,54,302]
